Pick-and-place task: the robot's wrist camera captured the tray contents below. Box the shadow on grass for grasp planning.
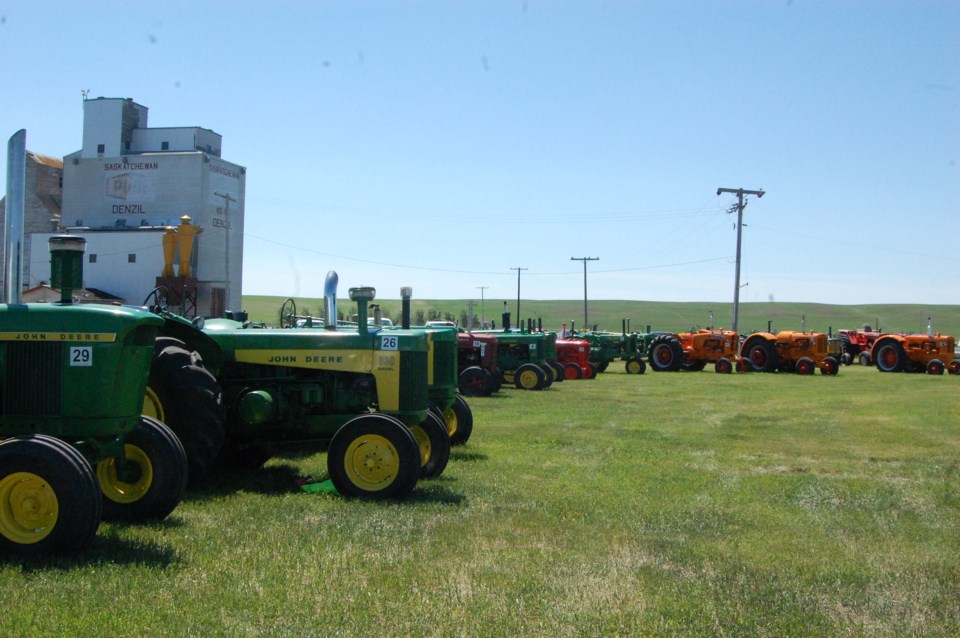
[1,532,180,571]
[186,463,306,501]
[450,449,488,462]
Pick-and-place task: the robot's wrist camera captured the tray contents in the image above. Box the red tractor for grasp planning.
[456,331,503,396]
[555,338,596,379]
[740,329,840,375]
[837,324,883,366]
[872,331,959,375]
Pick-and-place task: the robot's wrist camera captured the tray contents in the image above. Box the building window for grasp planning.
[161,141,169,150]
[128,254,136,263]
[89,254,97,263]
[97,144,105,154]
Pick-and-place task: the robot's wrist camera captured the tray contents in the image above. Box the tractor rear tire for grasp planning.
[328,413,420,499]
[648,334,684,372]
[564,362,583,380]
[459,366,493,397]
[926,359,945,376]
[98,416,188,521]
[514,363,546,390]
[948,359,960,375]
[0,435,102,556]
[715,358,733,374]
[795,357,815,375]
[743,337,778,373]
[411,410,451,479]
[874,340,906,373]
[146,338,225,484]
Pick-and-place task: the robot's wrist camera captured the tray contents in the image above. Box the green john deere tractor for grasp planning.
[1,235,187,556]
[475,313,557,391]
[144,272,439,500]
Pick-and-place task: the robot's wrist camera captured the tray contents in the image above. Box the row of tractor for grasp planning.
[1,233,479,556]
[445,313,959,394]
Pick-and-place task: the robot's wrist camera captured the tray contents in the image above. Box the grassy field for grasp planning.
[2,365,958,637]
[241,295,960,339]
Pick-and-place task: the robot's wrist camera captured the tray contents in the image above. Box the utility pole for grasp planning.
[510,267,527,325]
[476,286,488,329]
[214,190,237,313]
[716,187,764,335]
[571,257,599,327]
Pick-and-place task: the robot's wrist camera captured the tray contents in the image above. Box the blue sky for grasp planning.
[2,1,957,305]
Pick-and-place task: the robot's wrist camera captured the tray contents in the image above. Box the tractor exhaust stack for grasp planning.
[4,130,26,304]
[323,270,338,330]
[401,287,412,329]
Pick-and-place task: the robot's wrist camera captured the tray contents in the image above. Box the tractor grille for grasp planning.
[399,351,428,413]
[124,324,159,347]
[3,342,62,416]
[433,340,457,385]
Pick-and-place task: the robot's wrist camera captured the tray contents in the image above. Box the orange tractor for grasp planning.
[648,329,741,374]
[740,327,840,375]
[872,330,959,375]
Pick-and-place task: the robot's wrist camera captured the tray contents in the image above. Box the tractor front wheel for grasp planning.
[821,356,840,376]
[795,357,815,375]
[328,414,421,499]
[715,358,733,374]
[0,435,102,556]
[98,416,188,521]
[926,359,945,376]
[858,351,872,366]
[948,359,960,375]
[515,363,546,390]
[447,395,474,446]
[625,357,646,375]
[411,410,451,479]
[564,362,583,380]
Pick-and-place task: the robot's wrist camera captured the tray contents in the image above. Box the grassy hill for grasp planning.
[241,295,960,337]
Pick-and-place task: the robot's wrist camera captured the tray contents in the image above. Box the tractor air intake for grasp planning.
[49,235,87,304]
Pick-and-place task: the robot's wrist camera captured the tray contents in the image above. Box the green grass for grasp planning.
[3,365,959,637]
[241,295,960,338]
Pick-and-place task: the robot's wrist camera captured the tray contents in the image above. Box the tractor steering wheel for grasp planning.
[280,298,297,328]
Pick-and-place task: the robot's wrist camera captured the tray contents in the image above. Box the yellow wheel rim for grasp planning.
[97,444,154,504]
[0,472,59,545]
[142,386,164,422]
[626,360,641,374]
[443,407,458,438]
[518,369,539,389]
[343,434,400,491]
[410,425,431,467]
